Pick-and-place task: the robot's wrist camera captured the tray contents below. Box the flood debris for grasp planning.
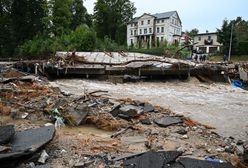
[0,125,15,145]
[0,67,247,167]
[38,150,49,164]
[66,104,89,126]
[0,125,55,168]
[123,151,182,168]
[178,157,235,168]
[154,116,183,127]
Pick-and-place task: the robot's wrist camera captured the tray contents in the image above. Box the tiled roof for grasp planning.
[128,11,179,23]
[152,11,176,19]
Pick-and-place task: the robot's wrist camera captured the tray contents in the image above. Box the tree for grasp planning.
[217,19,239,55]
[233,17,248,42]
[94,0,136,44]
[0,0,15,56]
[185,28,199,37]
[49,0,73,36]
[0,0,46,57]
[70,0,92,30]
[11,0,46,45]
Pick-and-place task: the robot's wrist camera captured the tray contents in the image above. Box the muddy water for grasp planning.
[50,79,248,141]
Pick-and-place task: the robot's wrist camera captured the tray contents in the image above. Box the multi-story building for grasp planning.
[193,32,222,54]
[127,11,182,48]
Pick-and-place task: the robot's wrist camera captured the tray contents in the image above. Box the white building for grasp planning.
[127,11,182,48]
[193,32,222,54]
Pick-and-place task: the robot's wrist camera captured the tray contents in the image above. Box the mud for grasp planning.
[1,69,248,167]
[50,79,248,141]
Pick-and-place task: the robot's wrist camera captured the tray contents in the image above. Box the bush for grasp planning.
[19,35,54,59]
[68,25,96,51]
[19,25,97,58]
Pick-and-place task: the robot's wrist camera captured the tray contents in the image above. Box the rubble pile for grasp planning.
[0,68,248,168]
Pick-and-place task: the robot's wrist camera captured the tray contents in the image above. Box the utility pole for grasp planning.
[228,23,234,62]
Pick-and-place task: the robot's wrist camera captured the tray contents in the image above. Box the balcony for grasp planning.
[204,39,213,45]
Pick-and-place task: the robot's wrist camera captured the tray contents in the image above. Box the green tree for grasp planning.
[70,0,92,30]
[11,0,46,45]
[50,0,73,36]
[0,0,15,56]
[233,17,248,42]
[217,19,239,55]
[186,28,199,37]
[94,0,136,44]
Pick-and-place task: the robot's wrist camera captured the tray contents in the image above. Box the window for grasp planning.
[141,21,144,25]
[161,19,164,23]
[134,30,137,35]
[148,20,150,24]
[161,27,164,33]
[172,19,174,24]
[161,37,164,42]
[157,27,160,33]
[208,36,211,40]
[140,29,142,34]
[157,20,160,23]
[144,28,147,34]
[198,37,201,41]
[131,30,133,36]
[149,28,152,33]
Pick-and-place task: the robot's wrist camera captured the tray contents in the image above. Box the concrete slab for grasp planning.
[0,126,55,167]
[0,125,15,145]
[178,157,235,168]
[154,116,182,127]
[123,151,182,168]
[11,125,55,152]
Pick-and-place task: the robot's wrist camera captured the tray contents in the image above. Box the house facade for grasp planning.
[193,32,222,54]
[127,11,182,48]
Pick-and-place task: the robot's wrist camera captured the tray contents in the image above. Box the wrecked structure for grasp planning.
[12,52,246,84]
[1,53,248,167]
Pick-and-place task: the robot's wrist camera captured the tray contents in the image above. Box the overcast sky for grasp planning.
[84,0,248,33]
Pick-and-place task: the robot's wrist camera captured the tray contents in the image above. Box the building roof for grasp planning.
[152,11,176,19]
[194,32,218,36]
[128,17,139,23]
[128,11,181,24]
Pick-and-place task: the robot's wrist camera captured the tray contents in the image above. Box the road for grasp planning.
[50,79,248,140]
